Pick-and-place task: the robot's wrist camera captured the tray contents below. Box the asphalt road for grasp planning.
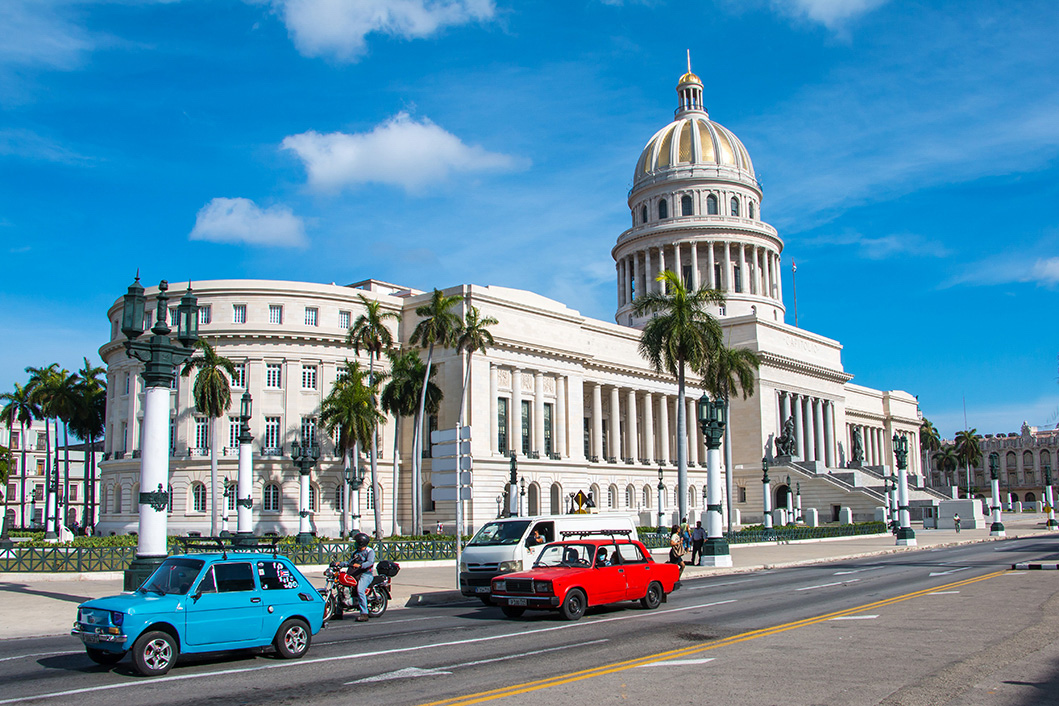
[3,536,1059,706]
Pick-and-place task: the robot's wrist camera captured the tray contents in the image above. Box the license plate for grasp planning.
[475,587,490,594]
[82,634,99,644]
[508,598,527,606]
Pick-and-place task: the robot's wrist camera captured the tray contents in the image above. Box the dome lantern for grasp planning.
[676,50,706,117]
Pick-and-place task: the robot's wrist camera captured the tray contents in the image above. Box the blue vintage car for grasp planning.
[72,550,324,676]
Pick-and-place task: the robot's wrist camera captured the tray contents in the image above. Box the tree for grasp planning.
[633,269,724,521]
[919,417,941,485]
[69,359,106,530]
[348,294,401,537]
[26,364,61,534]
[701,341,760,535]
[0,383,38,528]
[381,349,442,535]
[934,445,960,488]
[181,339,237,535]
[321,361,385,537]
[408,289,464,534]
[47,369,81,527]
[954,429,982,498]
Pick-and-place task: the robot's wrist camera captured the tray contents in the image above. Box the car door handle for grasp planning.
[251,597,261,603]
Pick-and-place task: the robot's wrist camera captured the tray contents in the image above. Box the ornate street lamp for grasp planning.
[235,391,255,544]
[344,462,366,537]
[519,477,526,518]
[785,474,794,526]
[507,453,518,517]
[761,457,775,540]
[220,477,231,537]
[657,466,665,535]
[496,495,503,518]
[796,482,802,523]
[988,452,1005,537]
[119,276,199,590]
[1044,465,1058,529]
[291,440,320,544]
[696,395,731,567]
[892,434,917,546]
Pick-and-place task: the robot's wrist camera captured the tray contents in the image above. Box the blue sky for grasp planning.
[1,0,1056,439]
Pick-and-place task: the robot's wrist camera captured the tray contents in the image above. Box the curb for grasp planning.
[1012,563,1059,570]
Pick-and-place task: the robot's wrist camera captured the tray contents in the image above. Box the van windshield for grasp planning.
[468,520,531,546]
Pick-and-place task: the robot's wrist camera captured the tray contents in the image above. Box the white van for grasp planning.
[459,513,639,602]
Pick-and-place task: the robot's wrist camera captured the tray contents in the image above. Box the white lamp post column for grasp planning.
[988,452,1006,537]
[236,391,254,541]
[1045,467,1057,529]
[761,457,775,540]
[292,441,320,544]
[893,434,916,546]
[697,395,731,567]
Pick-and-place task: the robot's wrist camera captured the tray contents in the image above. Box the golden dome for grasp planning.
[633,114,755,184]
[678,71,702,86]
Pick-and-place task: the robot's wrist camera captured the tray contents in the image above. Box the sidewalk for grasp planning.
[2,516,1055,642]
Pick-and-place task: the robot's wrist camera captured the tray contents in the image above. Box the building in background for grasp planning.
[931,422,1058,503]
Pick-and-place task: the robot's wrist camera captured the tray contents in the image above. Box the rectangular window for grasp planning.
[7,483,15,501]
[544,403,554,456]
[269,305,283,325]
[10,431,19,449]
[497,398,508,452]
[301,416,317,446]
[738,486,747,503]
[423,415,438,457]
[69,485,77,501]
[233,304,247,324]
[36,459,45,475]
[195,417,210,451]
[198,305,212,325]
[733,265,742,293]
[124,373,130,395]
[121,422,128,452]
[682,265,692,288]
[229,417,240,449]
[266,363,282,388]
[143,311,153,330]
[584,418,591,457]
[34,484,44,501]
[339,310,351,329]
[264,417,281,451]
[302,365,317,390]
[231,362,247,388]
[169,307,178,327]
[169,418,176,452]
[304,307,318,326]
[521,400,531,455]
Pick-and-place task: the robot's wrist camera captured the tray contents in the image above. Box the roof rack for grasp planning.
[559,529,632,538]
[175,537,281,559]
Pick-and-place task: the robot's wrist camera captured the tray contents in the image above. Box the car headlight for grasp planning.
[493,580,506,592]
[534,580,553,594]
[498,560,522,573]
[110,611,124,627]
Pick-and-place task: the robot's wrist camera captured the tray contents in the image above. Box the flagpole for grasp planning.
[792,261,798,328]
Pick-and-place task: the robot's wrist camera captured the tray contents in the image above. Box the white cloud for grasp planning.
[0,128,91,164]
[269,0,495,61]
[281,111,521,192]
[189,197,308,247]
[770,0,889,30]
[0,1,95,70]
[803,231,950,260]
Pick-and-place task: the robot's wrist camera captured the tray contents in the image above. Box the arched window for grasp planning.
[550,483,562,515]
[681,195,693,216]
[365,484,375,510]
[642,485,651,510]
[528,482,540,516]
[706,194,718,215]
[101,487,108,514]
[730,197,740,217]
[658,199,668,219]
[191,482,206,513]
[625,485,635,509]
[1041,449,1052,471]
[608,484,618,509]
[590,483,600,510]
[1010,493,1020,503]
[227,482,236,511]
[114,484,122,514]
[334,485,345,511]
[1026,491,1037,502]
[688,486,696,508]
[264,483,280,512]
[1006,451,1017,470]
[309,484,318,512]
[641,205,648,224]
[749,201,756,219]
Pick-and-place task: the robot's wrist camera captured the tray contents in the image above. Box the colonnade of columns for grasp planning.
[848,422,888,467]
[776,390,836,467]
[617,240,781,306]
[489,365,567,459]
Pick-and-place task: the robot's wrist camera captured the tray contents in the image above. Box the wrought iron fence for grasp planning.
[0,545,138,572]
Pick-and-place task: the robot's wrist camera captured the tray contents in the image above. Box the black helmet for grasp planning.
[353,532,370,548]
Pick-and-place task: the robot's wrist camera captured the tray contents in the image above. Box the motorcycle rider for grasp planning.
[349,532,376,622]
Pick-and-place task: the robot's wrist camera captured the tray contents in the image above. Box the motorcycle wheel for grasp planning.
[368,589,388,617]
[322,593,335,622]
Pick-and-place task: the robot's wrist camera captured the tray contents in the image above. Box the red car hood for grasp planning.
[503,567,586,582]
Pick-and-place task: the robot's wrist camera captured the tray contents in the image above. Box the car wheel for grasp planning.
[85,648,125,666]
[501,606,526,618]
[560,589,586,621]
[131,630,178,676]
[478,596,494,606]
[274,618,312,659]
[368,590,388,618]
[639,581,663,610]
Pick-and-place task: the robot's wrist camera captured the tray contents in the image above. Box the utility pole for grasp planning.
[791,261,798,327]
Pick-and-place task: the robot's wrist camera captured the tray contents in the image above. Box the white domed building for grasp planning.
[95,68,942,538]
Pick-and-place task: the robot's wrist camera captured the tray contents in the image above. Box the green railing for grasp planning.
[0,545,138,573]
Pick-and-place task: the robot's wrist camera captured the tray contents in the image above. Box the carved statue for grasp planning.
[851,428,864,464]
[775,417,796,457]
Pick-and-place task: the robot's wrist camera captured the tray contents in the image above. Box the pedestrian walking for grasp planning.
[668,524,686,577]
[690,521,706,565]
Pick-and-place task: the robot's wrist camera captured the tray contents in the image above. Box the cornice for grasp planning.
[759,351,853,384]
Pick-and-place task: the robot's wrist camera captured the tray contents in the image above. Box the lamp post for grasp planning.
[696,395,731,567]
[496,495,503,518]
[1044,466,1057,529]
[44,461,58,539]
[785,474,794,526]
[892,433,916,546]
[345,463,365,536]
[235,391,255,544]
[119,276,199,590]
[291,441,320,544]
[796,482,802,523]
[220,477,230,536]
[519,477,526,517]
[507,453,518,517]
[657,466,665,535]
[988,452,1005,537]
[761,457,775,540]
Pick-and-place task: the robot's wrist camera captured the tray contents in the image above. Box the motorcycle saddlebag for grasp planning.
[376,560,401,577]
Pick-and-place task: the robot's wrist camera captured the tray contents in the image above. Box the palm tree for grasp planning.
[322,361,385,537]
[919,417,941,485]
[69,360,106,530]
[47,369,81,528]
[348,294,401,537]
[181,339,237,535]
[934,445,960,488]
[0,383,38,528]
[408,289,464,535]
[382,349,442,535]
[954,429,982,498]
[701,341,760,535]
[633,270,725,520]
[26,364,60,534]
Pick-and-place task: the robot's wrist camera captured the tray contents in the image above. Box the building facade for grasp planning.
[95,68,929,537]
[931,422,1058,503]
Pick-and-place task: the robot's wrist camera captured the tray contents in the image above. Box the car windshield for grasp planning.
[139,558,205,595]
[534,544,595,568]
[468,520,531,546]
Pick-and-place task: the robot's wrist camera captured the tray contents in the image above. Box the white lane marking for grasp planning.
[0,651,73,663]
[929,567,971,577]
[796,579,860,592]
[829,615,878,621]
[1007,572,1026,576]
[636,658,715,668]
[0,600,737,704]
[346,639,609,684]
[833,567,883,576]
[683,579,753,591]
[927,591,960,595]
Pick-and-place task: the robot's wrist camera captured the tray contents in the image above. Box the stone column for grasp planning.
[791,393,803,459]
[659,394,670,464]
[804,397,817,461]
[775,254,783,303]
[511,368,522,455]
[737,243,747,294]
[674,242,683,284]
[646,248,654,294]
[781,391,792,430]
[691,242,700,290]
[687,397,699,467]
[722,242,732,292]
[489,364,498,454]
[591,382,603,462]
[766,251,775,299]
[534,371,545,455]
[616,260,623,307]
[126,370,139,457]
[823,400,835,467]
[556,375,567,458]
[609,386,621,462]
[644,392,655,463]
[813,398,825,465]
[627,389,638,463]
[659,246,668,284]
[706,243,715,289]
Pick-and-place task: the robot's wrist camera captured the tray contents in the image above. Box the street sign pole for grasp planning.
[431,425,472,590]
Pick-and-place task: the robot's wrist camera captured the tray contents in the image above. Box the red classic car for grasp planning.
[489,531,681,620]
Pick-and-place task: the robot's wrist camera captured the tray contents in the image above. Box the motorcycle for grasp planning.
[320,559,400,621]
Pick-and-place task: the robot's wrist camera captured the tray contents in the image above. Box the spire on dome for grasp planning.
[676,52,705,117]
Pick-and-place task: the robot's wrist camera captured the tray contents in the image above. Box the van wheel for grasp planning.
[501,606,526,618]
[640,581,663,610]
[560,589,586,621]
[479,596,494,606]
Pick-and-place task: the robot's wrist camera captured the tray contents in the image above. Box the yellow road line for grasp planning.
[419,569,1008,706]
